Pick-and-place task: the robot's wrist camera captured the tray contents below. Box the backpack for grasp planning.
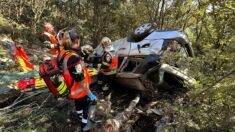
[39,53,70,97]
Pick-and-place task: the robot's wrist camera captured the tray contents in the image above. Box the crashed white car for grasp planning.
[95,23,195,91]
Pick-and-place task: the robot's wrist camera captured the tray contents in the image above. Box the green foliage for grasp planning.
[161,42,235,131]
[0,0,234,131]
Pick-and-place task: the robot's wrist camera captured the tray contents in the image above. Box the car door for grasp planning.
[128,39,163,56]
[115,38,131,57]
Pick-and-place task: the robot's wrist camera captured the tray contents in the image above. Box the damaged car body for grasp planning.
[94,23,196,91]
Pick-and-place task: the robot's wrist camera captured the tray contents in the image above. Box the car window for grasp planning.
[162,40,188,57]
[150,39,164,54]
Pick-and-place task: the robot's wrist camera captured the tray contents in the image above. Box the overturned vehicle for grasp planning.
[94,23,196,91]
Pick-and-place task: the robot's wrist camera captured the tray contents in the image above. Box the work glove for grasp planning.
[87,92,97,101]
[43,41,51,46]
[43,41,59,49]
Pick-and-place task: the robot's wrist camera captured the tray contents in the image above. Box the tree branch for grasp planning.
[104,95,140,132]
[192,68,235,101]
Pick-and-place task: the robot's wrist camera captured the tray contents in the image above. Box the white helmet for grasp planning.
[100,37,112,48]
[81,44,93,53]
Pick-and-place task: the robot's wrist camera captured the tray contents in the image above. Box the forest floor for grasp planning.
[0,83,187,131]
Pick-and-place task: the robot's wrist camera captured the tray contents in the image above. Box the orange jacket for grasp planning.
[101,51,118,74]
[58,50,91,99]
[43,32,59,55]
[109,56,118,70]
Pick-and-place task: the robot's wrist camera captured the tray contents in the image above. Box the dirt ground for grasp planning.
[0,81,187,132]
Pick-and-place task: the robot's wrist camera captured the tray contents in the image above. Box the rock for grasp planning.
[146,109,153,114]
[151,108,163,115]
[66,119,71,123]
[146,108,163,115]
[0,87,19,108]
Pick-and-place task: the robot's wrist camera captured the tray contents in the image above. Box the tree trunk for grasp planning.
[104,95,140,132]
[159,0,165,30]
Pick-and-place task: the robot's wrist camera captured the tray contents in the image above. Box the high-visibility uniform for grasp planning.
[42,32,59,55]
[58,49,92,130]
[100,51,118,75]
[98,51,118,91]
[58,50,91,99]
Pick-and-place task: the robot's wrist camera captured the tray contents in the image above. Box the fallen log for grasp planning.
[0,89,49,111]
[96,93,112,117]
[104,95,140,132]
[104,93,112,118]
[120,113,141,132]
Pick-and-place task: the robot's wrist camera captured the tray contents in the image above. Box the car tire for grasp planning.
[164,73,184,88]
[128,22,156,42]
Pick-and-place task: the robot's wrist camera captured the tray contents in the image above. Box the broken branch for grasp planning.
[104,95,140,132]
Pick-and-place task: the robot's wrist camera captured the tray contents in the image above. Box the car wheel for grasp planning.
[128,22,156,42]
[164,73,185,89]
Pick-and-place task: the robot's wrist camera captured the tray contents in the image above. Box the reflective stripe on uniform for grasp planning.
[102,62,110,66]
[51,44,55,48]
[70,88,84,95]
[57,81,66,91]
[82,118,88,124]
[76,110,83,114]
[77,110,83,119]
[57,81,67,94]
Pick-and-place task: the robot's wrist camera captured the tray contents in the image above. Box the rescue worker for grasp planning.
[58,30,97,131]
[97,37,118,91]
[40,22,59,55]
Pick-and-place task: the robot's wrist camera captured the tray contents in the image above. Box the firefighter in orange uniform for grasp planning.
[58,30,96,132]
[97,37,118,91]
[40,22,59,55]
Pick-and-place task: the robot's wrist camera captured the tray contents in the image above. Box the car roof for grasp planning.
[95,30,191,55]
[95,38,128,55]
